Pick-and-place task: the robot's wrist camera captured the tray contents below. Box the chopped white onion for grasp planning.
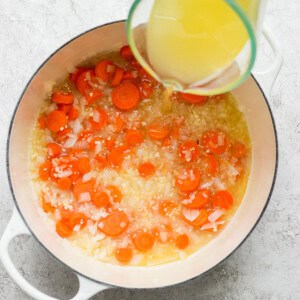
[71,119,82,135]
[214,178,226,190]
[56,170,72,178]
[79,192,91,202]
[181,208,200,222]
[63,136,78,148]
[217,134,225,146]
[131,70,138,78]
[208,209,224,223]
[93,111,100,123]
[227,164,239,176]
[82,172,93,182]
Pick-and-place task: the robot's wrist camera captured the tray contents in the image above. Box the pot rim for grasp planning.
[5,19,278,289]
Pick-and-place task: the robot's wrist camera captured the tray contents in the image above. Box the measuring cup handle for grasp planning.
[0,207,109,300]
[253,25,283,96]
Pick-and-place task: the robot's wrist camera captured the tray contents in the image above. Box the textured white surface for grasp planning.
[0,0,299,299]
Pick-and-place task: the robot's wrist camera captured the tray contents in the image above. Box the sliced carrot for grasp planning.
[182,189,210,209]
[148,123,169,140]
[73,179,95,202]
[95,60,115,82]
[47,143,62,158]
[88,108,108,131]
[133,231,155,251]
[212,190,234,209]
[85,88,103,105]
[138,162,156,178]
[39,161,52,181]
[140,80,154,99]
[56,220,73,238]
[78,157,91,174]
[162,137,171,147]
[38,116,46,129]
[115,115,124,133]
[111,67,124,86]
[122,70,138,81]
[100,211,129,236]
[69,67,89,84]
[57,177,72,190]
[175,168,201,192]
[231,142,246,158]
[125,129,143,147]
[56,128,72,143]
[76,70,97,96]
[112,82,140,111]
[42,195,55,213]
[182,208,208,228]
[178,140,199,163]
[58,103,72,114]
[68,212,88,229]
[46,110,68,133]
[201,130,228,155]
[106,185,122,203]
[175,234,189,249]
[159,200,178,217]
[120,45,134,59]
[105,138,116,151]
[107,145,128,167]
[68,106,79,120]
[95,155,107,169]
[52,91,74,104]
[115,247,133,263]
[93,191,111,208]
[180,93,207,104]
[204,154,218,176]
[59,206,74,219]
[78,130,94,141]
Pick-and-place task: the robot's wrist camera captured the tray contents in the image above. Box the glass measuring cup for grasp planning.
[127,0,266,96]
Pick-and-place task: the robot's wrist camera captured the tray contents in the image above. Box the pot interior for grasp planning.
[8,21,276,288]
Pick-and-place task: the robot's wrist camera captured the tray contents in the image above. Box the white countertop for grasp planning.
[0,0,299,299]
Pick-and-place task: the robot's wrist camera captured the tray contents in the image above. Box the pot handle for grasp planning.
[252,25,283,96]
[0,208,109,300]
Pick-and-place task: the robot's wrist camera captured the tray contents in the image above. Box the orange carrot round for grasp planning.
[147,123,169,140]
[133,231,155,251]
[175,234,189,249]
[178,140,199,162]
[95,60,114,82]
[159,200,178,217]
[56,220,73,238]
[120,45,134,59]
[111,67,124,87]
[46,110,68,133]
[78,157,91,174]
[125,129,143,147]
[182,189,210,209]
[100,211,129,236]
[180,92,207,104]
[212,190,234,209]
[47,143,62,158]
[68,212,88,229]
[175,168,201,192]
[201,130,228,155]
[68,106,79,120]
[39,161,52,181]
[52,91,74,104]
[112,82,140,111]
[115,247,133,263]
[57,177,72,190]
[93,191,111,208]
[231,142,246,158]
[106,185,122,203]
[138,162,156,178]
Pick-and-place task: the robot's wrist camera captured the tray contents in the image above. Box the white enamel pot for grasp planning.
[1,21,282,300]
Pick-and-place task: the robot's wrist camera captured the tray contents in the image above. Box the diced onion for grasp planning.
[214,178,226,190]
[79,192,91,202]
[82,172,93,182]
[208,209,224,223]
[106,65,115,73]
[63,136,78,148]
[56,170,73,178]
[181,208,200,222]
[93,111,100,123]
